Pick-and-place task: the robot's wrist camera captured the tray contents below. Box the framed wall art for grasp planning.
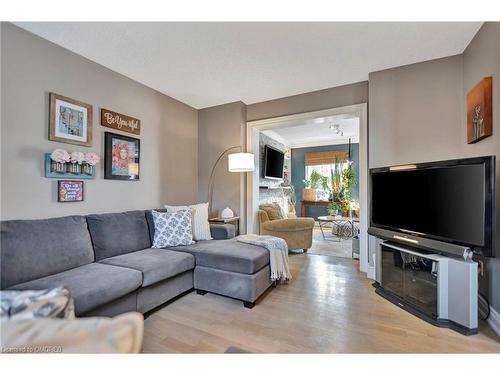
[467,77,492,144]
[49,93,93,147]
[101,108,141,135]
[58,180,84,202]
[104,132,140,180]
[44,153,97,179]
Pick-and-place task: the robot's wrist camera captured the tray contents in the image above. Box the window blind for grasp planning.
[304,151,349,166]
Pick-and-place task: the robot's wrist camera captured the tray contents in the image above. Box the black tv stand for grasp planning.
[373,241,478,336]
[373,282,478,336]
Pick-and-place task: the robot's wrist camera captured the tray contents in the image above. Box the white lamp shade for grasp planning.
[228,152,254,172]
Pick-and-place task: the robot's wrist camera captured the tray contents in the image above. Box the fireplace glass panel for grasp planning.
[381,244,438,317]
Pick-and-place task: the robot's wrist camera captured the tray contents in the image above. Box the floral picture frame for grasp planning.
[104,132,140,180]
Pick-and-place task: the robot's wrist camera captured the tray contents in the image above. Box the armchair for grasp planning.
[258,210,315,251]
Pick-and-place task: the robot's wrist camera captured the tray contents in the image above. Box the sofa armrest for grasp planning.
[209,223,236,240]
[261,217,315,232]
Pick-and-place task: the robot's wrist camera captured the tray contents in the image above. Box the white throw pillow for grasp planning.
[151,209,194,248]
[165,202,212,241]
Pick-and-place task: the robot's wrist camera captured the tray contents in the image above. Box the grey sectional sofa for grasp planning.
[0,210,273,317]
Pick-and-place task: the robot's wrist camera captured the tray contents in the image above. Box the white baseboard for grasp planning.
[367,266,375,281]
[487,305,500,337]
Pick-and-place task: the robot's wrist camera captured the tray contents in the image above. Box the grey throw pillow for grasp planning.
[151,209,195,248]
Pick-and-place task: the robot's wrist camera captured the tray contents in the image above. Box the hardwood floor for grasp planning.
[308,227,353,258]
[142,253,500,353]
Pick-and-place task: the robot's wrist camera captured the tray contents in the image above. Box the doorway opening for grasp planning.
[245,104,373,278]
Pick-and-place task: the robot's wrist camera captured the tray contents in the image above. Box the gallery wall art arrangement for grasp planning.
[45,92,142,202]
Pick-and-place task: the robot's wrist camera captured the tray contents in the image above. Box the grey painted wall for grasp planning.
[1,23,198,220]
[197,101,246,218]
[246,81,368,121]
[291,143,359,219]
[369,22,500,311]
[369,55,464,168]
[462,22,500,312]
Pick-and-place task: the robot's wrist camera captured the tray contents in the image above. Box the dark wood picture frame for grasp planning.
[58,180,84,202]
[467,77,493,144]
[104,132,140,180]
[49,93,93,147]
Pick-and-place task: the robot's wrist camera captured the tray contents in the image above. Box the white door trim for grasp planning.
[245,103,371,276]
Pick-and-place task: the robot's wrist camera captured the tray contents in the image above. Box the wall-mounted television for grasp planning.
[370,156,495,257]
[263,145,284,180]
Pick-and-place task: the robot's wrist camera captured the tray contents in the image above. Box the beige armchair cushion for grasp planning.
[261,218,315,232]
[258,210,315,250]
[259,203,284,221]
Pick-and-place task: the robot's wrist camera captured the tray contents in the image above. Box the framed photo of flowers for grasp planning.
[49,93,93,147]
[58,180,84,202]
[104,132,140,180]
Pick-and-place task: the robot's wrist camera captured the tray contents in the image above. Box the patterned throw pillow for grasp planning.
[151,209,194,248]
[165,203,212,241]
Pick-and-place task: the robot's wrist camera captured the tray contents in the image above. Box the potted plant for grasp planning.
[327,201,342,217]
[320,175,331,200]
[302,170,322,201]
[328,157,357,217]
[50,149,70,173]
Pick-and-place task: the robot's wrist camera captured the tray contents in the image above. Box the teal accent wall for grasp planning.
[291,143,359,219]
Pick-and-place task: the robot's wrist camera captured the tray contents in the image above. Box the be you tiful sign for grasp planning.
[101,108,141,135]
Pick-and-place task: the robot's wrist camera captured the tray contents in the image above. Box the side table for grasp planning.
[208,216,240,235]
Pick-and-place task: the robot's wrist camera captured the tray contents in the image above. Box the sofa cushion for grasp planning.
[99,248,195,287]
[1,216,94,289]
[8,263,142,316]
[87,211,151,261]
[170,239,269,275]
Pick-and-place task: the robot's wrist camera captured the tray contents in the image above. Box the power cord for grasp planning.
[478,291,490,321]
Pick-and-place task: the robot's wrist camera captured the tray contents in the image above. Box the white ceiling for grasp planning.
[262,114,359,148]
[15,22,482,109]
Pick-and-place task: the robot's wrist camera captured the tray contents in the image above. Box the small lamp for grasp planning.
[208,146,254,216]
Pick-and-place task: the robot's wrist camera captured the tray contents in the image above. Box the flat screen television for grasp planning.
[370,156,495,256]
[263,145,284,180]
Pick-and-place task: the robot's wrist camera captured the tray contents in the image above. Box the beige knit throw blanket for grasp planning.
[236,234,291,283]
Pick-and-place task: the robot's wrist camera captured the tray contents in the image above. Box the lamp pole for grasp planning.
[208,145,242,216]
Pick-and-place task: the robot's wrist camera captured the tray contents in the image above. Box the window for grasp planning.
[305,164,335,200]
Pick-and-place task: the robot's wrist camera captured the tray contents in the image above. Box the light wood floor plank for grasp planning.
[143,254,500,353]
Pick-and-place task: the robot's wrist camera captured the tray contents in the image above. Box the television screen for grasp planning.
[264,145,284,180]
[370,156,495,255]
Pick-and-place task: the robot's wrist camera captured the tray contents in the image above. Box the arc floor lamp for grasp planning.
[208,146,255,216]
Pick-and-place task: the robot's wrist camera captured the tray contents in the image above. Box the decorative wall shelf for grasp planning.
[44,154,96,179]
[259,185,292,190]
